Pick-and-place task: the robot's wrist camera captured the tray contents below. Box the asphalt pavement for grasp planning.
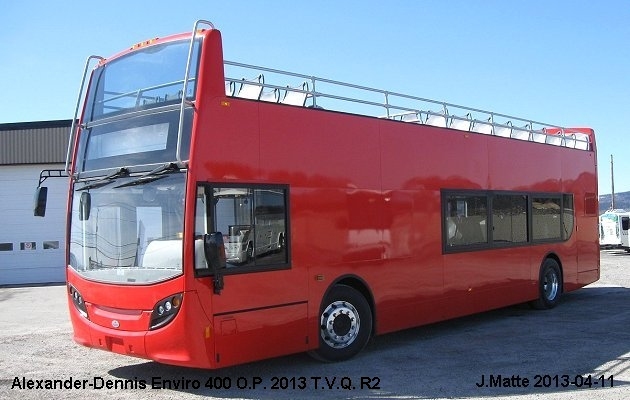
[1,250,629,399]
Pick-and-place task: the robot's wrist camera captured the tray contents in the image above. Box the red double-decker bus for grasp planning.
[37,20,599,369]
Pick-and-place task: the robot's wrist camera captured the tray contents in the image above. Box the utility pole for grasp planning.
[611,154,615,210]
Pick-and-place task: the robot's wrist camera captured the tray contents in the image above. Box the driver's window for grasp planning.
[195,184,289,272]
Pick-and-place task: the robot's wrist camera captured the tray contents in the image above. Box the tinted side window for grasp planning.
[532,197,562,241]
[444,194,488,248]
[493,194,528,244]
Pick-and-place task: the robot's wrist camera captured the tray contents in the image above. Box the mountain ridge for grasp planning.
[599,191,630,214]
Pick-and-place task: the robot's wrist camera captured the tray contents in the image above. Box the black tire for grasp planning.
[310,285,372,362]
[530,258,562,310]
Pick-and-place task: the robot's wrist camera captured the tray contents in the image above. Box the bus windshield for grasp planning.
[69,173,185,285]
[84,39,200,122]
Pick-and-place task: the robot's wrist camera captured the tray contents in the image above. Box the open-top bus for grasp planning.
[35,20,599,369]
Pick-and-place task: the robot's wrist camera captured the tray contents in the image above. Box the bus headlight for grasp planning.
[68,285,89,319]
[150,293,183,330]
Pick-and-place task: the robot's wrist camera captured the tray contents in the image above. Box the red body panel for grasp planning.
[67,27,600,369]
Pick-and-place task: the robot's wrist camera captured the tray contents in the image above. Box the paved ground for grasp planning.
[1,250,629,399]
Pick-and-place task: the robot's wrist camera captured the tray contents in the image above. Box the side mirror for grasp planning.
[34,187,48,217]
[622,217,629,231]
[204,232,226,270]
[79,192,91,221]
[204,232,226,294]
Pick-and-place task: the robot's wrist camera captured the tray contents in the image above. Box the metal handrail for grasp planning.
[176,19,215,166]
[224,60,591,150]
[66,55,104,177]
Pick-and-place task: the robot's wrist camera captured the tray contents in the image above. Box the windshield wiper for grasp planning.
[143,162,180,176]
[76,167,129,191]
[114,175,167,188]
[113,163,179,189]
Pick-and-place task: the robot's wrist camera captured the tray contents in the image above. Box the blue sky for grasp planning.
[1,1,629,195]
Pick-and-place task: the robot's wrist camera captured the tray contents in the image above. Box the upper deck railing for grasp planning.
[224,61,591,151]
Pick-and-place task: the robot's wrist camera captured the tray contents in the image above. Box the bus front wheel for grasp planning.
[530,258,562,310]
[310,285,372,362]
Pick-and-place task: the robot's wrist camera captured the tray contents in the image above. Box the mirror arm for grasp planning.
[213,273,224,295]
[38,169,68,187]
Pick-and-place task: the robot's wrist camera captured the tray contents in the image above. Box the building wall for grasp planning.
[0,120,70,164]
[0,164,68,285]
[0,120,71,285]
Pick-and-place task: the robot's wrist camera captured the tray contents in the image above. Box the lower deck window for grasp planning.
[493,194,528,244]
[445,194,488,247]
[532,197,562,241]
[443,190,574,252]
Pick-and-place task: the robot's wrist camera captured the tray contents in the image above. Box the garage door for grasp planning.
[0,164,67,285]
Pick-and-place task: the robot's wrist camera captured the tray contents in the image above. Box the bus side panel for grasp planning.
[378,122,484,332]
[442,248,533,316]
[258,105,387,336]
[572,152,599,288]
[191,99,313,365]
[486,137,561,192]
[259,104,381,190]
[380,121,489,192]
[212,302,308,368]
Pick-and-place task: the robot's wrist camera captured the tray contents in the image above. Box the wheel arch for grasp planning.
[322,274,376,335]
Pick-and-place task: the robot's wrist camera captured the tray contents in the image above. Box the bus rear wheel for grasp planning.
[310,285,372,362]
[530,258,562,310]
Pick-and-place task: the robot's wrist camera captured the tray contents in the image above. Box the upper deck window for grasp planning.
[84,39,200,122]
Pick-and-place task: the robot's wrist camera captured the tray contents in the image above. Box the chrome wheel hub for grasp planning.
[320,300,360,349]
[543,270,559,301]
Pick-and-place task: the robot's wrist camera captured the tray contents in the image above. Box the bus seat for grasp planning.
[494,122,512,138]
[401,112,421,123]
[531,130,547,143]
[471,119,493,135]
[573,133,590,150]
[546,134,563,146]
[563,134,577,148]
[143,240,183,269]
[236,74,264,100]
[511,128,531,141]
[260,88,280,102]
[446,218,462,242]
[450,113,472,131]
[425,110,448,127]
[282,81,310,106]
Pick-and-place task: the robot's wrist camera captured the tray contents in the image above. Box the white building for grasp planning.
[0,120,70,285]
